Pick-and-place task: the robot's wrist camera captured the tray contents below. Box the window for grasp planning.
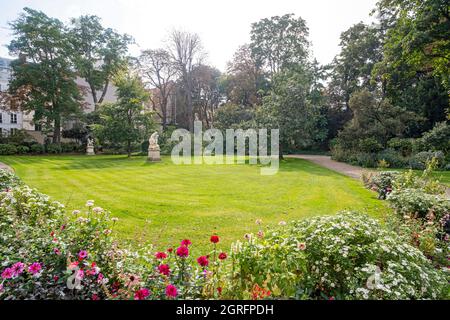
[10,128,18,136]
[0,113,2,123]
[10,113,17,124]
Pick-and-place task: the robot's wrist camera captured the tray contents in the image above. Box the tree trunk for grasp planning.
[127,140,131,158]
[53,115,61,144]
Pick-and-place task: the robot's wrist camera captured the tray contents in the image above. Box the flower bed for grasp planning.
[0,169,448,300]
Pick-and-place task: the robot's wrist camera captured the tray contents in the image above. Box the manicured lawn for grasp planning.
[1,155,387,250]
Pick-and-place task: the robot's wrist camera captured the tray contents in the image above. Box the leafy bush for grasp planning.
[0,169,22,190]
[418,122,450,154]
[354,152,377,168]
[358,138,383,154]
[46,143,62,154]
[30,144,45,154]
[61,142,80,153]
[410,151,445,170]
[387,189,449,221]
[387,138,414,157]
[229,212,448,300]
[0,144,17,155]
[363,171,399,199]
[16,145,30,154]
[376,149,409,168]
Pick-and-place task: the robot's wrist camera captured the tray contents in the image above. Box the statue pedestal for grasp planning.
[148,147,161,162]
[86,146,95,156]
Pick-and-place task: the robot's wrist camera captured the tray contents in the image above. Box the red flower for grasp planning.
[92,294,100,300]
[158,264,170,276]
[165,284,178,298]
[197,255,209,267]
[217,287,222,295]
[134,288,150,300]
[53,275,59,282]
[210,235,220,243]
[329,296,335,301]
[181,239,192,247]
[167,248,173,253]
[218,252,227,260]
[155,252,167,260]
[176,246,189,258]
[50,231,55,237]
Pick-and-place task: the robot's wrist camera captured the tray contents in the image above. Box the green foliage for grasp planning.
[409,151,446,170]
[418,122,450,154]
[68,15,132,108]
[0,144,18,155]
[250,13,309,75]
[229,212,448,299]
[93,76,155,157]
[387,138,414,157]
[8,8,82,143]
[30,144,45,154]
[256,66,328,152]
[45,143,62,154]
[0,169,22,190]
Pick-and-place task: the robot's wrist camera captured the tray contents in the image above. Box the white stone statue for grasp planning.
[148,132,160,151]
[86,137,95,156]
[147,131,161,161]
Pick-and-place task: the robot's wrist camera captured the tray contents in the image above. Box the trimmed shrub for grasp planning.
[355,152,377,168]
[419,122,450,154]
[358,138,383,154]
[0,144,17,155]
[46,143,62,154]
[16,145,30,154]
[30,144,45,154]
[387,138,414,157]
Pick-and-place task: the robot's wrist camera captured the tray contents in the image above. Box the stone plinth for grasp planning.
[148,148,161,161]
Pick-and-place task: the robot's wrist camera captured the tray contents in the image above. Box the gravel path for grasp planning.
[287,154,450,199]
[286,154,375,179]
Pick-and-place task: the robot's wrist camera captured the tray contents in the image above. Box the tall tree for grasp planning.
[7,7,82,143]
[168,30,203,132]
[325,22,383,139]
[138,49,177,129]
[191,64,222,128]
[93,76,155,157]
[250,14,310,76]
[375,0,450,90]
[223,44,268,107]
[256,66,327,157]
[69,15,132,109]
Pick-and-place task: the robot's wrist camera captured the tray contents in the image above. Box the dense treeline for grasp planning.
[1,1,449,163]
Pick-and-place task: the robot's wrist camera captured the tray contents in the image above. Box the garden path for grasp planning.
[288,154,450,198]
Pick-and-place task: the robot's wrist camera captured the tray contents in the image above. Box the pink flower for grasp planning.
[165,284,178,298]
[210,235,220,243]
[1,268,13,279]
[28,262,42,275]
[134,288,150,300]
[197,256,209,267]
[11,262,25,277]
[298,242,306,251]
[68,261,79,270]
[218,252,227,260]
[97,273,105,284]
[75,269,84,280]
[176,246,189,258]
[158,264,170,276]
[78,250,88,260]
[92,294,100,300]
[53,248,61,255]
[181,239,192,247]
[155,252,167,260]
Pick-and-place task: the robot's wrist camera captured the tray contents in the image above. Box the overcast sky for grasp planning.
[0,0,378,70]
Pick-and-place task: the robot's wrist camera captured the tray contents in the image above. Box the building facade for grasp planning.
[0,57,35,137]
[0,56,118,141]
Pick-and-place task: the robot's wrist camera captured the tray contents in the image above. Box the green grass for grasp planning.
[1,155,387,250]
